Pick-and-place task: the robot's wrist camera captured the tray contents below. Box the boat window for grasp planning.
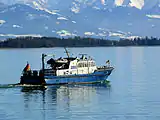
[78,62,93,68]
[80,63,82,67]
[77,63,82,67]
[90,62,95,67]
[88,63,90,67]
[83,63,85,67]
[71,66,77,69]
[85,63,87,67]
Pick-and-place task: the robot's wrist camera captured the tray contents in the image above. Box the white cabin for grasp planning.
[46,55,97,76]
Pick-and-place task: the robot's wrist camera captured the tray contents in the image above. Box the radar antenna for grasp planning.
[64,47,70,58]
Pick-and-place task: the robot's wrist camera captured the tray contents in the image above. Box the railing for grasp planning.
[97,66,114,70]
[44,69,56,76]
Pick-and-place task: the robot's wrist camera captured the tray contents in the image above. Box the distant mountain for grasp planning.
[0,4,75,38]
[144,1,160,14]
[0,1,160,40]
[1,0,160,10]
[0,2,8,10]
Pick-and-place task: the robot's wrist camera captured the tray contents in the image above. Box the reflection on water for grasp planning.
[22,84,111,120]
[21,86,47,92]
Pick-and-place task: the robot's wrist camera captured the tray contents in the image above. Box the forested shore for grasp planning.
[0,36,159,48]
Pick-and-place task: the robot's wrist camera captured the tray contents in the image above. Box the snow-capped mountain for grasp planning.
[0,0,160,40]
[0,2,8,9]
[1,0,160,10]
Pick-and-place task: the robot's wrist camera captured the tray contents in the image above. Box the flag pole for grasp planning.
[42,54,45,75]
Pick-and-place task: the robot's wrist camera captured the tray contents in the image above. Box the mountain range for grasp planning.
[0,0,160,40]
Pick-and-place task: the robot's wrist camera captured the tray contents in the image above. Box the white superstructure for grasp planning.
[46,54,97,76]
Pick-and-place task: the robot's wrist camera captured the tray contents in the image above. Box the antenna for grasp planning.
[64,47,70,58]
[79,53,88,56]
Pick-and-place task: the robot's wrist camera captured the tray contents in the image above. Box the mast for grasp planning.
[42,54,46,74]
[42,53,55,73]
[87,59,89,74]
[64,47,70,58]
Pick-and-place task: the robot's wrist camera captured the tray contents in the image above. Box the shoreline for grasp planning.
[0,46,160,49]
[0,36,159,48]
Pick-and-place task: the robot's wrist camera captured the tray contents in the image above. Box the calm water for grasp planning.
[0,47,160,120]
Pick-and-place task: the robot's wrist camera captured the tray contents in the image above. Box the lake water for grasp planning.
[0,47,160,120]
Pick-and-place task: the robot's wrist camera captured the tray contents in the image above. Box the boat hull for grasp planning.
[45,68,113,85]
[20,76,45,85]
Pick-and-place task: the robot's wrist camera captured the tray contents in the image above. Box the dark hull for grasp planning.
[20,76,45,85]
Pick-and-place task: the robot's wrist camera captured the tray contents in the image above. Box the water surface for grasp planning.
[0,47,160,120]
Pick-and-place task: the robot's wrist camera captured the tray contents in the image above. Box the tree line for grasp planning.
[0,36,160,48]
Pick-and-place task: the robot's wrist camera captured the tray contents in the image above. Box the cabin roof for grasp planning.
[63,57,77,61]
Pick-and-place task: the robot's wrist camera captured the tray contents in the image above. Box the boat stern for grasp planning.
[20,70,46,85]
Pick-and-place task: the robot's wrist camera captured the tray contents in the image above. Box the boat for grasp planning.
[20,48,114,85]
